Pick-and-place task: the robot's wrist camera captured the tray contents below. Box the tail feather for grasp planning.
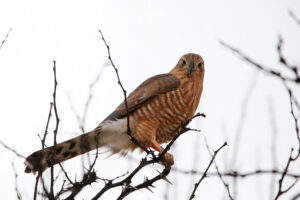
[24,118,132,174]
[24,131,101,174]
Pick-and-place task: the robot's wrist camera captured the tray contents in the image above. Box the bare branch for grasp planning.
[220,41,300,83]
[0,28,12,50]
[41,103,53,149]
[12,160,22,200]
[277,35,300,79]
[189,142,227,200]
[286,87,300,144]
[92,113,204,200]
[204,138,233,200]
[289,10,300,27]
[64,171,97,200]
[98,29,150,154]
[172,168,300,179]
[48,60,60,199]
[52,60,60,145]
[0,140,25,158]
[274,149,298,200]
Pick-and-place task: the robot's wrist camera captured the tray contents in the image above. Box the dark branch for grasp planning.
[98,29,150,154]
[49,60,60,199]
[0,140,25,159]
[204,138,233,200]
[274,149,298,200]
[220,41,300,83]
[276,35,300,79]
[41,103,53,149]
[189,142,227,200]
[173,168,300,179]
[92,113,204,200]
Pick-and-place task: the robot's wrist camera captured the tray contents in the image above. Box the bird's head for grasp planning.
[170,53,205,81]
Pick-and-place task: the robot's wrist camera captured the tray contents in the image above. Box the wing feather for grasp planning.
[104,73,180,120]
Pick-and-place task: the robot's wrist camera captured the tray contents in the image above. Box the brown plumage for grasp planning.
[24,53,205,174]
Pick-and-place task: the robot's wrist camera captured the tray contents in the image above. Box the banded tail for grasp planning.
[24,131,103,173]
[24,119,131,174]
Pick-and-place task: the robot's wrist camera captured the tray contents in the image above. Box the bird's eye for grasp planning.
[198,63,202,68]
[182,60,186,65]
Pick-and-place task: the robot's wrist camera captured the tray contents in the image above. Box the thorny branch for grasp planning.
[92,113,206,200]
[29,30,209,200]
[8,22,299,199]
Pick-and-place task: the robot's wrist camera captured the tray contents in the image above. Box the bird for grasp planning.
[24,53,205,174]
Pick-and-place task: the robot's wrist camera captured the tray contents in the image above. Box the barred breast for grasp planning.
[131,87,200,145]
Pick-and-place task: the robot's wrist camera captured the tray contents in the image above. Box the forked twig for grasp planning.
[189,142,227,200]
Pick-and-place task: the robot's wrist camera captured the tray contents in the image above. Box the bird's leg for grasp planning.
[150,139,174,167]
[134,118,174,166]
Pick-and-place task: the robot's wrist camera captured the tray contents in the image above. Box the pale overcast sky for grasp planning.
[0,0,300,199]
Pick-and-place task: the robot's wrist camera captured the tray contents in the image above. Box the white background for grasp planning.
[0,0,300,199]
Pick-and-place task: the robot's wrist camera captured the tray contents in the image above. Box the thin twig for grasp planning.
[173,168,300,178]
[189,142,227,200]
[220,41,300,83]
[287,88,300,144]
[274,149,298,200]
[204,138,233,200]
[98,29,150,153]
[50,60,59,199]
[276,35,300,79]
[0,28,12,50]
[52,60,60,145]
[41,103,53,149]
[58,163,74,185]
[0,140,25,158]
[11,160,22,200]
[289,10,300,27]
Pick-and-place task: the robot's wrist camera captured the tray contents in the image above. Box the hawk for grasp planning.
[24,53,205,173]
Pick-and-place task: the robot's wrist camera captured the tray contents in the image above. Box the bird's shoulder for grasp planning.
[104,73,181,121]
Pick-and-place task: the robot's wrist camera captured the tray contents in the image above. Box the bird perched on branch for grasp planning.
[24,53,205,174]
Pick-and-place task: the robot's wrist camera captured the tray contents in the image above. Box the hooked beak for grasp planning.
[188,62,195,74]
